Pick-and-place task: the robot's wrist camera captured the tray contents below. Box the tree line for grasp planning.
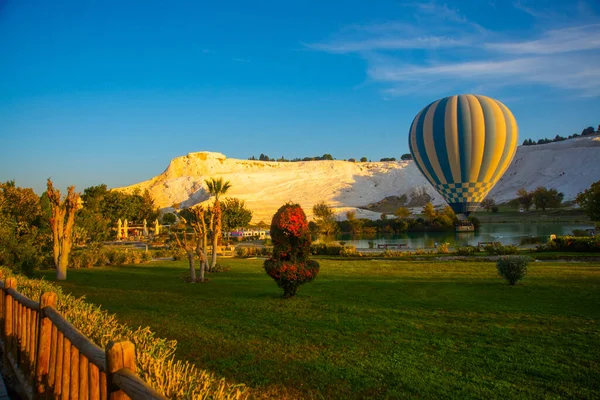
[248,153,413,162]
[0,178,254,282]
[522,125,598,146]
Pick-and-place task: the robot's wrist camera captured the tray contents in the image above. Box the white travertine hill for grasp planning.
[116,136,600,222]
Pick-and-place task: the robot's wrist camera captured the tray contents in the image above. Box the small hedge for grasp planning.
[484,243,519,255]
[70,247,154,269]
[310,243,343,256]
[0,267,248,399]
[455,246,478,256]
[538,236,600,252]
[520,236,545,245]
[235,246,273,258]
[497,256,530,285]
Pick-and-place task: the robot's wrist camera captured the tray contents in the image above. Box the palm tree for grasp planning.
[205,177,232,270]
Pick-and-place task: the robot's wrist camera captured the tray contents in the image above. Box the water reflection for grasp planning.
[329,222,594,248]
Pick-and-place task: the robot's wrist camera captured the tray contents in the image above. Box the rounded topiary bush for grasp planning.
[497,256,530,285]
[264,203,320,298]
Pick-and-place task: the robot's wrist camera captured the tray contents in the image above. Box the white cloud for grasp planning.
[305,1,600,98]
[306,36,470,53]
[486,24,600,54]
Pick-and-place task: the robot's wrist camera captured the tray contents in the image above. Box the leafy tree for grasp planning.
[400,153,413,160]
[344,210,363,234]
[394,207,411,219]
[0,181,47,275]
[0,180,42,230]
[422,202,436,222]
[81,184,108,210]
[360,157,368,162]
[480,197,496,212]
[47,179,80,280]
[161,212,177,225]
[221,197,253,232]
[576,180,600,222]
[441,205,456,220]
[98,189,158,225]
[321,154,334,160]
[582,126,595,136]
[516,188,533,211]
[312,201,338,235]
[76,184,158,242]
[532,187,564,211]
[205,177,232,270]
[380,157,397,162]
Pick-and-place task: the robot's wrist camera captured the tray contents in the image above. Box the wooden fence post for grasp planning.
[35,292,57,397]
[106,340,136,400]
[3,278,17,366]
[0,271,4,339]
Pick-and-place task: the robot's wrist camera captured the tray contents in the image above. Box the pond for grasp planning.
[331,222,595,249]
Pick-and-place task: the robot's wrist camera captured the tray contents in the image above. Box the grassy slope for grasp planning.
[43,259,600,399]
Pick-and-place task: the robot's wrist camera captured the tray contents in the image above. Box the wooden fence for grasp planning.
[0,274,166,400]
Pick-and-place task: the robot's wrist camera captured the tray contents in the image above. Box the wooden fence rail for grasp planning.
[0,274,166,400]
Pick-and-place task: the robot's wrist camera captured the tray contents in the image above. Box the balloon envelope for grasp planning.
[408,94,518,215]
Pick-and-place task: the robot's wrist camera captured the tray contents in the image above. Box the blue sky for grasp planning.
[1,0,599,194]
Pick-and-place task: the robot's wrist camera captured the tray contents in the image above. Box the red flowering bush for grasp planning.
[264,203,319,297]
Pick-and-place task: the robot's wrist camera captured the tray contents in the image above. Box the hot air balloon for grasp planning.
[408,94,518,218]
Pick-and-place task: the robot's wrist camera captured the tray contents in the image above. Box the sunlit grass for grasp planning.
[43,258,600,399]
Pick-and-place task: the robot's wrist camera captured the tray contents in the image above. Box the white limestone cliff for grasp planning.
[116,136,600,222]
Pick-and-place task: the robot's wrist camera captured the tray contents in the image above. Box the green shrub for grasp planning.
[484,243,519,255]
[540,236,600,252]
[382,249,404,257]
[455,246,478,256]
[496,256,530,285]
[413,248,431,255]
[436,242,450,254]
[172,248,187,261]
[235,246,273,258]
[520,236,544,245]
[340,245,361,257]
[236,247,249,257]
[141,251,152,263]
[72,248,151,268]
[571,229,591,237]
[310,243,343,255]
[0,267,248,399]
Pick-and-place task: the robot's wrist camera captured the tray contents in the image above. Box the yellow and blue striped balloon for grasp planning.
[408,94,518,216]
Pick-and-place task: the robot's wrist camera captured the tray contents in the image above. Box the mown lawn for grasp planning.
[42,258,600,399]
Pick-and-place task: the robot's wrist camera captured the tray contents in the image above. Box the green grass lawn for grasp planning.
[41,259,600,399]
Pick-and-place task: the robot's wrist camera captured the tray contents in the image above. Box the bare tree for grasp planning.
[174,205,210,282]
[47,179,80,280]
[171,219,198,282]
[189,206,209,282]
